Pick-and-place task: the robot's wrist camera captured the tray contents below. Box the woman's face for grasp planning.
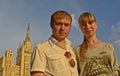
[80,21,98,38]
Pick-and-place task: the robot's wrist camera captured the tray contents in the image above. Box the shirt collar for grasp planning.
[48,36,71,47]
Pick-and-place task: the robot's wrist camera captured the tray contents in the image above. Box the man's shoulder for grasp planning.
[36,40,50,48]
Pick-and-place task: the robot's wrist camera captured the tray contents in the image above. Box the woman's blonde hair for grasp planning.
[78,12,97,61]
[78,12,97,25]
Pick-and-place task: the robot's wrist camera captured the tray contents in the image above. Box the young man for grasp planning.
[30,10,78,76]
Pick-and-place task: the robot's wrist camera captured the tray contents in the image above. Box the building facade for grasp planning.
[0,25,32,76]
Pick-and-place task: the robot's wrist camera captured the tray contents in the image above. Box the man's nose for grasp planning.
[61,24,65,29]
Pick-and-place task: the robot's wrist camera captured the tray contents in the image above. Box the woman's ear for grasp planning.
[96,22,98,28]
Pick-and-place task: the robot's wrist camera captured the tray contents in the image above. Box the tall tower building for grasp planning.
[16,24,32,76]
[0,24,32,76]
[0,50,15,76]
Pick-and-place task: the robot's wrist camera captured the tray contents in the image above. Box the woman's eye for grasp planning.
[88,22,92,25]
[82,23,86,25]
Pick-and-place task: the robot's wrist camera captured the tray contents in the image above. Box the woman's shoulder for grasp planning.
[73,44,81,56]
[103,42,113,47]
[103,42,114,51]
[73,44,81,50]
[73,44,83,53]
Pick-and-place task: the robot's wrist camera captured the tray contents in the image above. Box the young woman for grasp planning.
[73,12,119,76]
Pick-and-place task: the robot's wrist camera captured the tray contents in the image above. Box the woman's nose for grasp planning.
[85,23,91,28]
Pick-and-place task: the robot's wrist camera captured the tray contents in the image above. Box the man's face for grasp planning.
[51,17,71,41]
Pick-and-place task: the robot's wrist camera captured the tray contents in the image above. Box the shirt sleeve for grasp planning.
[108,44,119,74]
[30,44,46,73]
[73,45,81,74]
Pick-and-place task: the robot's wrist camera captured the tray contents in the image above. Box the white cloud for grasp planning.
[114,40,120,45]
[109,22,120,41]
[109,22,120,52]
[111,22,120,32]
[112,23,120,33]
[71,14,79,28]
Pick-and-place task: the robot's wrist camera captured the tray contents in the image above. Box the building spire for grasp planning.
[26,23,30,40]
[28,23,30,31]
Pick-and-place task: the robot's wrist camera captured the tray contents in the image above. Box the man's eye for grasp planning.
[56,23,62,25]
[64,24,69,26]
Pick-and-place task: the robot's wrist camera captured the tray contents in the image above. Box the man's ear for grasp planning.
[50,22,54,29]
[50,23,52,29]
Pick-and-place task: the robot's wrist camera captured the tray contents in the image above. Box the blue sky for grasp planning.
[0,0,120,64]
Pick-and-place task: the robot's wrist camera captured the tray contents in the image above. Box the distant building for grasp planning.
[0,25,32,76]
